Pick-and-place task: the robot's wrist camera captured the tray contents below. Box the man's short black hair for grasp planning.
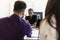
[14,1,26,13]
[28,8,33,11]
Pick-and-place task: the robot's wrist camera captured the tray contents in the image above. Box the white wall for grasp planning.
[20,0,48,18]
[9,0,17,15]
[33,0,48,18]
[0,0,17,18]
[0,0,48,18]
[0,0,10,18]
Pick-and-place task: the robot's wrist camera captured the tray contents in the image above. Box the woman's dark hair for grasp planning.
[14,1,26,13]
[45,0,60,40]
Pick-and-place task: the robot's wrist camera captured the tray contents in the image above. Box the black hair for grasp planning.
[28,8,33,11]
[14,1,26,13]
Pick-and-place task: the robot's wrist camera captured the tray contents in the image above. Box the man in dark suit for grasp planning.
[0,1,32,40]
[25,8,37,26]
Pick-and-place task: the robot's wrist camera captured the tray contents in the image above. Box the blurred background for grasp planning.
[0,0,48,18]
[0,0,48,40]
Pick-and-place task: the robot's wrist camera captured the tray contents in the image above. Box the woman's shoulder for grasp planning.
[40,19,47,26]
[39,19,49,34]
[39,19,49,30]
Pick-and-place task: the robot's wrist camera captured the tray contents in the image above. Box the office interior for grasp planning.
[0,0,48,40]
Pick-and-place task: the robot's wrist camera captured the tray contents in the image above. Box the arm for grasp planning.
[31,15,37,26]
[24,20,32,37]
[26,26,32,37]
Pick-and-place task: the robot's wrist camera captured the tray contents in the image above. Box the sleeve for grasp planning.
[26,26,32,37]
[39,20,48,40]
[24,20,32,37]
[26,24,32,37]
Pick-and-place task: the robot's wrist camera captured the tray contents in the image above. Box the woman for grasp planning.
[39,0,60,40]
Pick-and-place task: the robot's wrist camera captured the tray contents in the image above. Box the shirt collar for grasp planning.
[10,14,24,22]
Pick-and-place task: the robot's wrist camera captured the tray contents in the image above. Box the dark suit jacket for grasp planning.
[0,14,32,40]
[25,15,37,25]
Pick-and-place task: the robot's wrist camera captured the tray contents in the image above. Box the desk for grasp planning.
[24,27,40,40]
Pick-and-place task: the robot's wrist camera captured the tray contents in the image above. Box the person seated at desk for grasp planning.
[0,1,32,40]
[25,8,37,26]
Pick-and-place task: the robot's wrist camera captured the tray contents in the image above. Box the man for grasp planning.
[25,8,37,26]
[0,1,32,40]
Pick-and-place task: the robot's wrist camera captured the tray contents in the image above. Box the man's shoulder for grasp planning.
[0,17,9,21]
[0,17,12,24]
